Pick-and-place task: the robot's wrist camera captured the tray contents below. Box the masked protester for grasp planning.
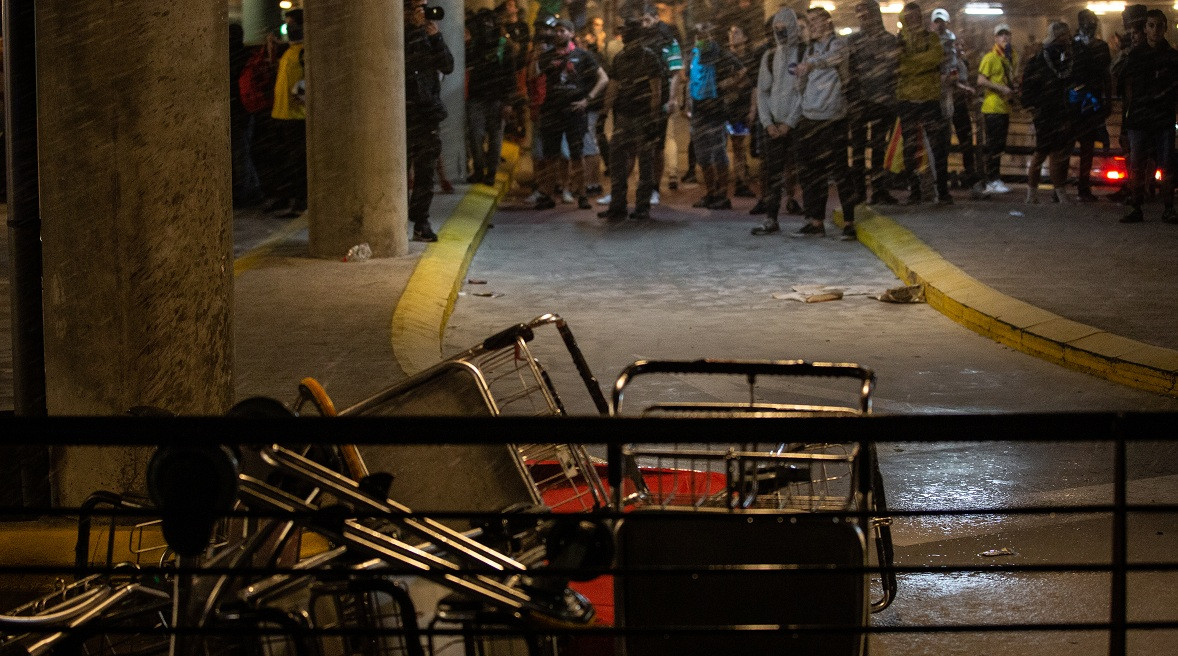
[1020,21,1075,204]
[686,22,745,209]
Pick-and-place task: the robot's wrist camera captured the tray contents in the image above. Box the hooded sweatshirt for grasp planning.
[793,31,850,123]
[756,8,803,129]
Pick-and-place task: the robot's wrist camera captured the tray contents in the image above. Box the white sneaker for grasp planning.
[650,190,661,206]
[561,189,575,204]
[596,194,612,205]
[524,190,543,204]
[987,180,1011,194]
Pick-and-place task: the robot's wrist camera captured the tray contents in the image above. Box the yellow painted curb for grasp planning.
[390,142,521,375]
[233,214,309,277]
[835,206,1178,397]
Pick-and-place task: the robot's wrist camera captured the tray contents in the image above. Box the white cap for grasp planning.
[931,8,950,22]
[993,23,1011,35]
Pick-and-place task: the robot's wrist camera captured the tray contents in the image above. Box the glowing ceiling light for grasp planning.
[1087,1,1125,15]
[880,1,904,13]
[810,1,837,11]
[279,0,293,8]
[838,27,854,35]
[963,3,1004,15]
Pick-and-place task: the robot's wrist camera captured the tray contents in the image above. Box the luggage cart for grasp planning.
[295,314,616,517]
[608,359,896,655]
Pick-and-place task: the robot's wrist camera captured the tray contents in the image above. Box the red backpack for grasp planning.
[238,48,275,114]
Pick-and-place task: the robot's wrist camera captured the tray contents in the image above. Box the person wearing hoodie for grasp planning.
[750,7,805,235]
[896,1,950,205]
[847,0,899,206]
[786,7,859,239]
[1119,9,1178,223]
[1072,9,1112,202]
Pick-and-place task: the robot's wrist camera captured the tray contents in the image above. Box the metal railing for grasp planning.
[0,412,1174,656]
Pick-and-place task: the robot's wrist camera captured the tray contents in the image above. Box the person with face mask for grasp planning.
[750,7,804,235]
[533,18,608,210]
[1071,9,1112,202]
[1020,21,1075,204]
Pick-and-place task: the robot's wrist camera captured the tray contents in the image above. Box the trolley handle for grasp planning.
[612,359,876,415]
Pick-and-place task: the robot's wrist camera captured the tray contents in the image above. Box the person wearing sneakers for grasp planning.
[975,23,1017,196]
[750,7,804,235]
[686,22,746,210]
[535,18,609,211]
[895,2,951,205]
[1119,9,1178,223]
[597,17,664,222]
[788,7,859,240]
[1020,21,1076,204]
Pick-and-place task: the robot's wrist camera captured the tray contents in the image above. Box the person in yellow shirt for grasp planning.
[974,23,1017,195]
[270,9,306,217]
[896,2,950,205]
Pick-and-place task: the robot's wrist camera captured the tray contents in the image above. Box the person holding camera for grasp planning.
[404,0,454,242]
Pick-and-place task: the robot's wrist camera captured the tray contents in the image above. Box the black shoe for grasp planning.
[533,194,556,210]
[1077,190,1098,203]
[707,197,733,210]
[598,209,627,221]
[483,172,498,185]
[466,173,482,183]
[734,184,756,198]
[586,184,603,196]
[578,195,592,210]
[840,223,858,241]
[412,224,438,242]
[1162,206,1178,224]
[1107,188,1129,202]
[630,208,651,220]
[1120,207,1144,223]
[265,198,291,212]
[749,199,768,215]
[935,194,954,206]
[792,222,826,238]
[870,191,899,205]
[751,219,780,235]
[785,198,803,215]
[904,192,923,206]
[681,173,698,184]
[692,195,714,208]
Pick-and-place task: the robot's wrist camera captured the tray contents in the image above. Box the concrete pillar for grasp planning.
[437,0,467,181]
[304,0,407,258]
[242,0,283,46]
[36,0,233,501]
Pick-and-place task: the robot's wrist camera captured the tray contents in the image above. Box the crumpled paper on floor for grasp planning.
[773,283,926,304]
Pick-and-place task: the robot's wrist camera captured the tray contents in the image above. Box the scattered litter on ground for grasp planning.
[467,279,487,285]
[772,285,875,302]
[471,292,503,298]
[876,284,925,303]
[773,284,924,304]
[979,547,1017,557]
[1009,210,1024,217]
[343,243,371,262]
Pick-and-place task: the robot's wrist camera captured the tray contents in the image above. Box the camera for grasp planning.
[425,5,444,20]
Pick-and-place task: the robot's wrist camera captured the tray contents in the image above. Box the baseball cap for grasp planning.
[993,23,1011,35]
[931,8,950,23]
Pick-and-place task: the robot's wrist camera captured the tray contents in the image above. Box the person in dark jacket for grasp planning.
[1021,21,1075,204]
[1118,9,1178,223]
[466,8,516,186]
[405,0,455,242]
[1072,9,1112,202]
